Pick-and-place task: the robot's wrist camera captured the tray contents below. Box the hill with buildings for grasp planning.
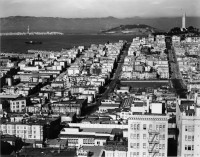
[101,24,162,35]
[0,16,200,34]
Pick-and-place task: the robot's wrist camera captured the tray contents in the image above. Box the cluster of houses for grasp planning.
[1,35,200,157]
[121,35,169,80]
[172,36,200,94]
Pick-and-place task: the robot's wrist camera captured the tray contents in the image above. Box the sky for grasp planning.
[0,0,200,18]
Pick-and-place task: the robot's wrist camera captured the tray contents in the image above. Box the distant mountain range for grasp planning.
[0,16,200,34]
[101,24,163,35]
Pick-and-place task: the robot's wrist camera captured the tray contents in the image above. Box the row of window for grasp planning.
[17,134,37,139]
[130,124,166,131]
[185,145,194,151]
[185,126,194,132]
[11,101,25,105]
[83,138,95,144]
[130,143,165,149]
[130,133,165,140]
[185,135,194,141]
[4,130,40,134]
[11,105,25,108]
[130,152,165,157]
[68,139,78,144]
[1,126,38,130]
[184,154,194,157]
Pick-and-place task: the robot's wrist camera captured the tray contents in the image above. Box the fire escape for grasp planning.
[148,129,160,157]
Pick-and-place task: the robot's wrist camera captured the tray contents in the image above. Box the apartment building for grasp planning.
[176,98,200,157]
[0,121,43,141]
[10,97,27,113]
[0,116,61,142]
[128,114,168,157]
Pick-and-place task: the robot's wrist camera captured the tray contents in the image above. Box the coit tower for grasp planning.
[182,12,186,29]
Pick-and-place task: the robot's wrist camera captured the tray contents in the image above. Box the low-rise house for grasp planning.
[59,127,114,147]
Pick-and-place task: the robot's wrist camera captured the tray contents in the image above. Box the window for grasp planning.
[143,143,146,149]
[162,153,165,157]
[143,124,146,130]
[192,136,194,141]
[162,144,165,149]
[137,143,140,149]
[131,124,134,130]
[130,152,134,157]
[137,124,140,130]
[149,124,152,130]
[159,144,162,149]
[163,134,165,140]
[185,126,188,131]
[192,145,194,150]
[156,125,159,130]
[143,152,146,157]
[130,143,134,148]
[185,135,188,141]
[21,101,25,104]
[137,134,140,139]
[131,133,134,139]
[16,102,19,105]
[188,136,191,141]
[159,125,162,130]
[163,125,165,130]
[143,134,146,139]
[134,124,137,130]
[188,145,191,150]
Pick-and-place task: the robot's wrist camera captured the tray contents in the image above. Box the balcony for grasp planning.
[148,148,159,153]
[148,139,159,144]
[148,129,160,134]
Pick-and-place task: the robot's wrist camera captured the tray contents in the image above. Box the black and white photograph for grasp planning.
[0,0,200,156]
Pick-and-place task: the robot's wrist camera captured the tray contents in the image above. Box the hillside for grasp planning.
[101,24,162,35]
[0,16,200,34]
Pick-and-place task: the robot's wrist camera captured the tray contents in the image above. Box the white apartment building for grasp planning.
[176,98,200,157]
[128,114,168,157]
[10,97,26,113]
[0,122,43,141]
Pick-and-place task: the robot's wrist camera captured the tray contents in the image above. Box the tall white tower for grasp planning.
[182,12,186,29]
[27,25,30,34]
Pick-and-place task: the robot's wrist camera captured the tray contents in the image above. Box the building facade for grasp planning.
[176,98,200,157]
[128,115,168,157]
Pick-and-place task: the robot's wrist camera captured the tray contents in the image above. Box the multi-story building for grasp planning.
[0,116,61,142]
[10,97,27,113]
[0,121,44,141]
[128,114,168,157]
[176,98,200,157]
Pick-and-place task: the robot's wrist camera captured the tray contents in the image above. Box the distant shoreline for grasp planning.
[0,32,64,36]
[0,33,147,37]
